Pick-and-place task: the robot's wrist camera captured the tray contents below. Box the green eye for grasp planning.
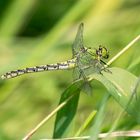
[101,47,109,59]
[104,53,109,59]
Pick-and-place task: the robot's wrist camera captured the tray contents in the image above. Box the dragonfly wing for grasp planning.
[72,23,85,57]
[73,55,93,95]
[77,52,103,76]
[73,66,93,95]
[73,67,80,81]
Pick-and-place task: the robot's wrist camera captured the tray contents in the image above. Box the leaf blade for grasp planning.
[53,82,81,138]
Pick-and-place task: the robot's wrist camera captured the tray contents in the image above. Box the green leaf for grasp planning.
[53,82,81,138]
[89,67,138,118]
[127,55,140,75]
[53,67,138,138]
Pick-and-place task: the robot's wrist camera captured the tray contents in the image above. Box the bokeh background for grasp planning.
[0,0,140,139]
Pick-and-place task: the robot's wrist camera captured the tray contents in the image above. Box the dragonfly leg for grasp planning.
[101,65,112,74]
[78,72,82,79]
[100,59,107,65]
[95,59,112,74]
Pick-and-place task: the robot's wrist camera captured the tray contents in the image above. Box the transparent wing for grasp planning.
[77,52,103,76]
[73,67,80,81]
[73,58,92,95]
[72,23,85,57]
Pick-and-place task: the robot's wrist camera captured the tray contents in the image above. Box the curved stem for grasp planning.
[22,95,74,140]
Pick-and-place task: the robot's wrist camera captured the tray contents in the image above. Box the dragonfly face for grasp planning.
[86,46,109,61]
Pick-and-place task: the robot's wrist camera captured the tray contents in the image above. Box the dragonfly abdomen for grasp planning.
[1,59,76,79]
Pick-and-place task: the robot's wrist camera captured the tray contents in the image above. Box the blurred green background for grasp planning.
[0,0,140,139]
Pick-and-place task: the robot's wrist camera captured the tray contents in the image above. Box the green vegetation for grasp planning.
[0,0,140,140]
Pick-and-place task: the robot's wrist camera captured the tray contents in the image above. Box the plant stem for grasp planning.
[22,95,74,140]
[107,35,140,66]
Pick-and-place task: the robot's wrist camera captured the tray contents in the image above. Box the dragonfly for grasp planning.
[1,23,110,82]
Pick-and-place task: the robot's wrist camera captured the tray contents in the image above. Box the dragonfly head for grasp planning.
[97,45,109,59]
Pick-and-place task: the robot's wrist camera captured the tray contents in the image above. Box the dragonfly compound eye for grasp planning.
[102,47,109,59]
[104,53,109,59]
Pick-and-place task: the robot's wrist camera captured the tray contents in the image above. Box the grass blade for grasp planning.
[90,94,109,140]
[75,110,97,137]
[53,82,81,138]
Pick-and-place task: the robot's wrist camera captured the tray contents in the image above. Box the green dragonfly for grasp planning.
[1,23,110,81]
